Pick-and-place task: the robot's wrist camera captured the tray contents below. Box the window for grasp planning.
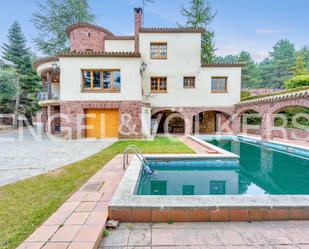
[211,77,227,92]
[184,77,195,88]
[151,77,167,93]
[150,43,167,59]
[82,69,121,92]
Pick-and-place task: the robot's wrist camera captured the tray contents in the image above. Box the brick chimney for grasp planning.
[134,8,142,53]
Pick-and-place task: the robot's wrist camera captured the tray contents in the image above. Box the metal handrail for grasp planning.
[123,145,148,170]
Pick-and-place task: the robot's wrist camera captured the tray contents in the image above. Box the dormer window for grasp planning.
[150,43,167,59]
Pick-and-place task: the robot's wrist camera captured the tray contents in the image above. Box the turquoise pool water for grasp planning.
[136,137,309,195]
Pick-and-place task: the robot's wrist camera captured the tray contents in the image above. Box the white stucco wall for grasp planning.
[139,32,241,107]
[59,57,142,101]
[105,40,135,52]
[145,66,241,107]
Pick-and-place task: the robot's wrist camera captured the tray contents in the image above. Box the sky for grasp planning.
[0,0,308,61]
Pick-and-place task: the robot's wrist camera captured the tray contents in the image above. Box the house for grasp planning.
[33,8,243,139]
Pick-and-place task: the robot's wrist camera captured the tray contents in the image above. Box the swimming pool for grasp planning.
[136,136,309,195]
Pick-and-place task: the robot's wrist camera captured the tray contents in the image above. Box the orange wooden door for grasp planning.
[85,109,119,138]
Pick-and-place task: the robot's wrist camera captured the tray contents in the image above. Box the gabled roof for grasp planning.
[58,51,141,58]
[202,63,245,68]
[66,23,114,37]
[140,27,205,33]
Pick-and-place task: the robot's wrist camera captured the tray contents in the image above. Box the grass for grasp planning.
[0,136,194,249]
[241,86,309,102]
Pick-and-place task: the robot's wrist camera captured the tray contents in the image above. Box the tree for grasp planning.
[181,0,216,63]
[2,22,28,70]
[284,75,309,89]
[237,51,259,88]
[0,67,17,113]
[32,0,95,55]
[215,54,238,64]
[1,21,41,123]
[300,46,309,73]
[292,52,308,76]
[268,39,295,88]
[258,58,274,88]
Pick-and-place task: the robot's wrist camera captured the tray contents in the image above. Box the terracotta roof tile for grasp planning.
[32,56,59,70]
[58,51,141,58]
[140,27,205,33]
[105,36,135,40]
[66,23,114,37]
[236,90,309,106]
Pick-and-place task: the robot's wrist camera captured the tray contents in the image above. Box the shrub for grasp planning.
[241,91,250,100]
[285,75,309,89]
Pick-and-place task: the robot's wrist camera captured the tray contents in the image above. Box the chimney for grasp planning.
[134,8,142,53]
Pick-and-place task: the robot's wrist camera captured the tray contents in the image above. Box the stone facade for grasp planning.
[134,8,142,52]
[152,107,234,134]
[69,27,106,52]
[36,106,60,134]
[60,100,142,139]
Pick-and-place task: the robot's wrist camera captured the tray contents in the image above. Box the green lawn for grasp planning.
[0,136,194,249]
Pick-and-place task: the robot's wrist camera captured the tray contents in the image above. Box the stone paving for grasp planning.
[100,221,309,248]
[0,128,115,186]
[17,154,128,249]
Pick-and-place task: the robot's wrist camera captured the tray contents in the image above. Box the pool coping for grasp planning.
[109,155,309,210]
[109,142,309,222]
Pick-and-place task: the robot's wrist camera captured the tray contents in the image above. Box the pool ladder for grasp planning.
[123,145,149,171]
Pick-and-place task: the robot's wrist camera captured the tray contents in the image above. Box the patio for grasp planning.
[100,221,309,248]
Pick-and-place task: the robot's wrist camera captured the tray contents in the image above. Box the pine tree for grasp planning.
[292,52,308,76]
[32,0,95,55]
[1,21,40,123]
[181,0,216,63]
[300,46,309,73]
[0,67,17,113]
[268,39,295,88]
[237,51,259,88]
[2,22,28,70]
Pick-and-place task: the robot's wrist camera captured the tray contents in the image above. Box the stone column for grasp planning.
[231,114,241,135]
[183,113,193,135]
[261,113,273,140]
[47,105,51,134]
[47,71,52,100]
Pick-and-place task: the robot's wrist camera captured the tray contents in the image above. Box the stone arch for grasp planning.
[269,98,309,115]
[235,106,263,117]
[192,109,233,134]
[151,109,186,134]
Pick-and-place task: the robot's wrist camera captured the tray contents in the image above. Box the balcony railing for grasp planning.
[38,92,60,101]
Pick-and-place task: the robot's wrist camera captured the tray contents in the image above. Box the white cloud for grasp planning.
[256,28,294,34]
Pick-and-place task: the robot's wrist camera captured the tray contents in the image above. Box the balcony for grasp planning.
[38,92,60,106]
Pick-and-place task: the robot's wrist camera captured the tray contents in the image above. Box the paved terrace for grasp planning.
[100,221,309,248]
[17,135,309,249]
[0,128,115,186]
